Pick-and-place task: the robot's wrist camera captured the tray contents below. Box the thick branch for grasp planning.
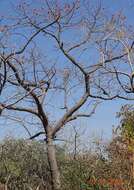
[1,56,49,129]
[52,93,89,136]
[6,17,60,60]
[0,103,39,117]
[89,94,134,100]
[66,102,99,122]
[103,40,134,65]
[28,25,91,94]
[0,60,7,95]
[29,131,45,139]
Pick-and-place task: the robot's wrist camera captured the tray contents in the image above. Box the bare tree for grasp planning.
[0,1,134,189]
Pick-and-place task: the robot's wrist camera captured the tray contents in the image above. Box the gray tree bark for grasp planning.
[46,137,61,190]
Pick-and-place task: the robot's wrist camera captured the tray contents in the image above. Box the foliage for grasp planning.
[117,105,134,140]
[0,138,108,190]
[0,135,132,190]
[0,138,50,189]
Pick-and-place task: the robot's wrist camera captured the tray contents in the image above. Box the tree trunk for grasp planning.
[46,137,61,190]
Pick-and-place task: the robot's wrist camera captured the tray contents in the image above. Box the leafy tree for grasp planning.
[117,105,134,188]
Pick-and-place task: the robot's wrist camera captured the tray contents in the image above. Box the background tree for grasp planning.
[0,1,134,189]
[116,105,134,188]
